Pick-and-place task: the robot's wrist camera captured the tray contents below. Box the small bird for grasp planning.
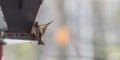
[31,20,53,45]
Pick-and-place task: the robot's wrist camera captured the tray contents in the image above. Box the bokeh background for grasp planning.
[0,0,120,60]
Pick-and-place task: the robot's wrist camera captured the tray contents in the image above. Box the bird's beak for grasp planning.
[46,20,54,26]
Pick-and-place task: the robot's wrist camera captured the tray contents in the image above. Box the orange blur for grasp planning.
[54,26,69,47]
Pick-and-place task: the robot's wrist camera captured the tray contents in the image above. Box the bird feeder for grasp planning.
[0,0,44,41]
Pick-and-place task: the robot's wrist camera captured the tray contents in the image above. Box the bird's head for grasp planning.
[34,22,39,27]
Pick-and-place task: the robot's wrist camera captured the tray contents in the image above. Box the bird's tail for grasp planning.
[38,36,45,45]
[38,40,45,45]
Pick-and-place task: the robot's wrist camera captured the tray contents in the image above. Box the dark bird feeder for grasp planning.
[0,0,44,40]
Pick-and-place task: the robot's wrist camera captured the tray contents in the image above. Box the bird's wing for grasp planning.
[0,0,43,33]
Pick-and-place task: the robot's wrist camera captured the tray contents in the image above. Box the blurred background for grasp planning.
[0,0,120,60]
